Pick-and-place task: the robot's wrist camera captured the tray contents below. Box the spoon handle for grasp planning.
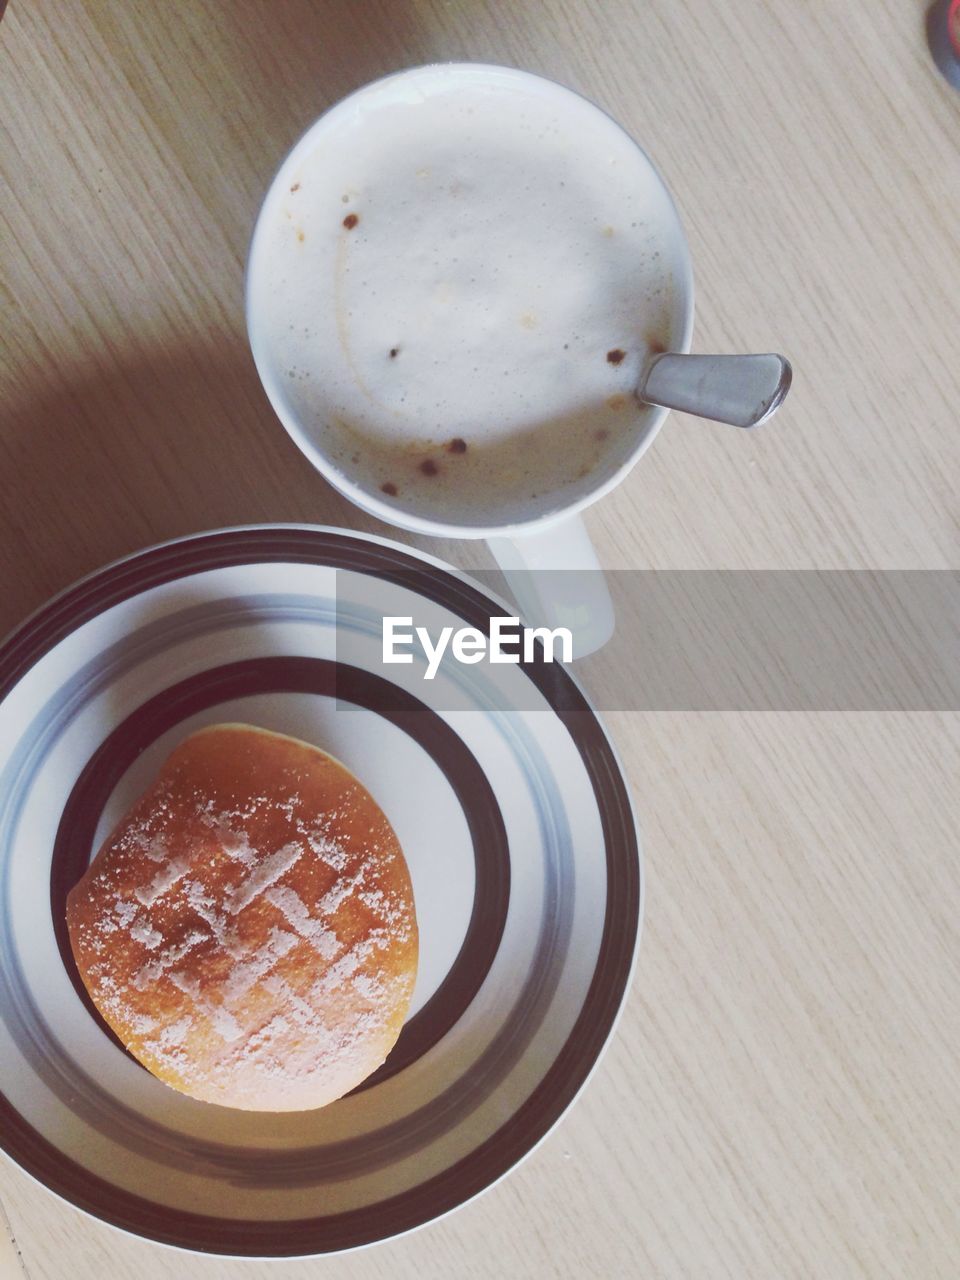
[639,352,792,428]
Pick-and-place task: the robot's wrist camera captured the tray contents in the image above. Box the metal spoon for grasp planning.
[638,352,792,428]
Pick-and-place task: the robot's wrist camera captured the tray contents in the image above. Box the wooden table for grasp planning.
[1,1,958,1276]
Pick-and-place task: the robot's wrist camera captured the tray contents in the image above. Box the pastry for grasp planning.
[66,723,418,1111]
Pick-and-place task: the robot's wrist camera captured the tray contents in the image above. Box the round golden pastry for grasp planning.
[66,724,418,1111]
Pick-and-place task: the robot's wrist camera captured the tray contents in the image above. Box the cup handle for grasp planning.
[486,516,615,659]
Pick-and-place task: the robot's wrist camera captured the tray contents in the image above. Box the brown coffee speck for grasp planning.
[290,182,300,193]
[296,229,305,242]
[595,428,610,441]
[389,347,399,358]
[647,334,667,355]
[606,348,626,365]
[446,437,467,454]
[343,213,359,230]
[605,394,628,411]
[381,481,398,496]
[419,459,439,477]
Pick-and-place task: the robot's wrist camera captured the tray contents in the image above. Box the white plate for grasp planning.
[0,525,641,1256]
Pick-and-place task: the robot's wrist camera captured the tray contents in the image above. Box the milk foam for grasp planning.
[248,65,688,526]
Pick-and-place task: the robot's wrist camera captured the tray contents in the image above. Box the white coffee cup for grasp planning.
[246,64,694,656]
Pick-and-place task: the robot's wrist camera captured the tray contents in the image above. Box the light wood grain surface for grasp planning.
[1,0,958,1276]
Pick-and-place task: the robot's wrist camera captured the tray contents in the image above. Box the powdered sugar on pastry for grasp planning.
[65,723,418,1111]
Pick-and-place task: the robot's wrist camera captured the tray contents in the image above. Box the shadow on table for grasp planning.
[0,337,371,638]
[0,0,506,637]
